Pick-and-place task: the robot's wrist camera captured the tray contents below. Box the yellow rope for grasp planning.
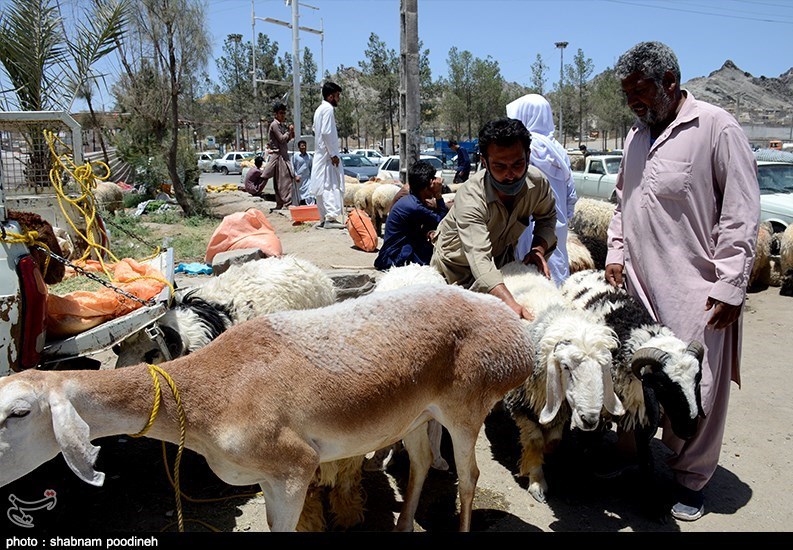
[129,364,187,533]
[1,229,52,278]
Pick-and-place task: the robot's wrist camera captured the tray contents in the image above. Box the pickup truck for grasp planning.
[213,151,255,175]
[1,179,174,376]
[571,154,623,203]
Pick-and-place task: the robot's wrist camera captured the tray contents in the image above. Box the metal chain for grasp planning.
[102,215,160,251]
[33,245,156,307]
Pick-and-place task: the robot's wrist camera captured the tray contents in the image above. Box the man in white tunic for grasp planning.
[311,82,345,229]
[507,94,577,286]
[607,41,759,522]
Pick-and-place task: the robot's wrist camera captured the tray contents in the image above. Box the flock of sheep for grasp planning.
[1,181,789,532]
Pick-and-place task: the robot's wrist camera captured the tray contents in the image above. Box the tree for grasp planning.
[590,68,634,149]
[299,47,319,138]
[113,0,210,215]
[471,56,505,135]
[444,47,474,139]
[359,33,399,148]
[565,48,594,144]
[0,0,128,186]
[529,53,548,95]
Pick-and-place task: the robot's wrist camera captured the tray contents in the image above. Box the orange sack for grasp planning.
[46,258,167,338]
[204,208,283,264]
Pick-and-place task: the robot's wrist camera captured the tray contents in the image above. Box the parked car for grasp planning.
[571,154,623,203]
[213,151,255,175]
[341,153,379,182]
[196,151,219,172]
[377,154,456,186]
[240,151,315,199]
[351,148,384,162]
[757,160,793,232]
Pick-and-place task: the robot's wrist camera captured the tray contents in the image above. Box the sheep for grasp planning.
[780,223,793,296]
[570,197,615,244]
[560,269,705,513]
[749,221,773,289]
[566,230,596,274]
[499,261,622,503]
[0,283,535,532]
[94,181,124,215]
[365,263,450,473]
[353,181,382,220]
[114,254,337,367]
[371,182,403,236]
[343,182,364,208]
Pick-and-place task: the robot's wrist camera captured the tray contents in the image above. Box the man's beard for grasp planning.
[328,97,338,107]
[636,83,676,127]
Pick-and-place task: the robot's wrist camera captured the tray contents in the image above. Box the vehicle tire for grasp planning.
[220,166,228,175]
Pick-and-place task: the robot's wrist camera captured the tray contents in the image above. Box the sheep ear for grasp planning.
[49,394,105,487]
[540,360,563,425]
[602,364,625,416]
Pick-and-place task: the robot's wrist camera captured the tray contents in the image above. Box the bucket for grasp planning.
[289,204,321,223]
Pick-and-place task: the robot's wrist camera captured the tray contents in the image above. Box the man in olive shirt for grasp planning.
[430,117,557,320]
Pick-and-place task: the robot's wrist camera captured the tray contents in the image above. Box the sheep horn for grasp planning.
[630,347,669,378]
[686,341,705,364]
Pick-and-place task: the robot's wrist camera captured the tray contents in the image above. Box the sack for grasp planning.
[345,209,378,252]
[205,208,282,263]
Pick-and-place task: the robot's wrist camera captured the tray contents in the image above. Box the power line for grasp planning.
[606,0,793,24]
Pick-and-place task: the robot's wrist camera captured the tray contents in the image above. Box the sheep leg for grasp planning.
[395,425,433,532]
[447,425,481,532]
[428,420,449,471]
[513,415,548,503]
[296,484,327,532]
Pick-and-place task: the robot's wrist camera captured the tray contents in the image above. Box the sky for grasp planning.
[2,0,793,111]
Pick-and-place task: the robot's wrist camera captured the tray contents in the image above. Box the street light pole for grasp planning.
[555,41,568,146]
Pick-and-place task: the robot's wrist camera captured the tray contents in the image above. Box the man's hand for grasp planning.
[522,248,550,279]
[423,197,437,210]
[331,155,339,166]
[295,175,301,183]
[706,298,741,329]
[605,263,624,288]
[489,283,534,321]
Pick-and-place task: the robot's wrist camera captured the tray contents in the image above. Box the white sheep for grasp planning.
[570,197,615,243]
[344,182,364,208]
[0,284,535,532]
[499,261,622,503]
[566,231,596,275]
[114,254,337,367]
[780,223,793,296]
[353,181,382,220]
[94,181,124,215]
[371,182,404,235]
[749,221,773,289]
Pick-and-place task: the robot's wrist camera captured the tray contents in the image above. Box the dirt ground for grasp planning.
[2,183,792,540]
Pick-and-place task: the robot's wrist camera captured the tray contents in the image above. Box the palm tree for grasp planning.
[0,0,128,186]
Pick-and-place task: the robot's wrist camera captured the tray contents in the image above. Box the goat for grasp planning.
[499,261,622,503]
[560,269,705,513]
[0,284,534,532]
[114,254,337,367]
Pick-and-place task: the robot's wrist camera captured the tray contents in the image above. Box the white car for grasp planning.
[196,151,219,172]
[757,160,793,232]
[213,151,255,175]
[351,148,384,162]
[376,155,456,186]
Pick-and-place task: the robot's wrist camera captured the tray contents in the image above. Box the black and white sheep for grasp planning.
[499,261,622,503]
[560,269,705,507]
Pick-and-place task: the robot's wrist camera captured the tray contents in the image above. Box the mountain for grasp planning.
[682,60,793,126]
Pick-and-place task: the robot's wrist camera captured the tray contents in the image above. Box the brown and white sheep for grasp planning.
[0,284,534,532]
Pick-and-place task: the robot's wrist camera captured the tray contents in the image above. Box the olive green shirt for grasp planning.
[430,167,557,293]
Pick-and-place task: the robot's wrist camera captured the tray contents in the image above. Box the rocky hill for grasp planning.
[683,60,793,125]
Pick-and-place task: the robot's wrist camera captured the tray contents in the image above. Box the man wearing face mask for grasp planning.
[430,117,558,320]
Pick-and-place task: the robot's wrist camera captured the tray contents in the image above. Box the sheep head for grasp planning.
[0,373,104,488]
[538,319,623,431]
[630,339,705,439]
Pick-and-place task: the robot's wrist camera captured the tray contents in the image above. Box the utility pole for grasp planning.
[555,41,568,146]
[399,0,419,184]
[257,1,323,141]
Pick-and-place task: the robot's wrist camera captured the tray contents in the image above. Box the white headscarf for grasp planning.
[506,94,572,183]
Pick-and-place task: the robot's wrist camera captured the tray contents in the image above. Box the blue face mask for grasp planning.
[485,164,529,196]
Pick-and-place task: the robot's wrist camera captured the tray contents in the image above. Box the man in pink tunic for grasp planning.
[606,42,759,521]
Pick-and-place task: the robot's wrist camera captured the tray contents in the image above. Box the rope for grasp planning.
[129,364,187,533]
[128,364,261,533]
[1,229,52,278]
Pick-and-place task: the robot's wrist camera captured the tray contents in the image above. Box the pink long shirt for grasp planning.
[606,91,759,394]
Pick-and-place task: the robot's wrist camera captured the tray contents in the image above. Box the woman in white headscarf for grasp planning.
[506,94,578,286]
